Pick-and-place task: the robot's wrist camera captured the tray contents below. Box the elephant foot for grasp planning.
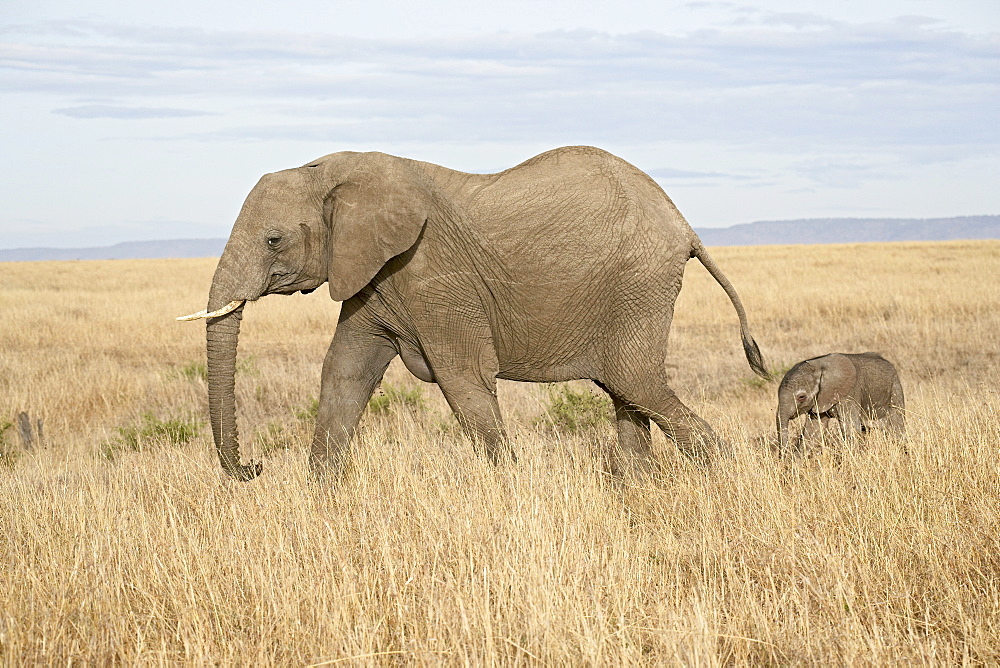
[604,454,660,488]
[481,440,518,466]
[307,447,350,484]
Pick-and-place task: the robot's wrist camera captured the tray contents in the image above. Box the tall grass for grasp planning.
[1,241,998,663]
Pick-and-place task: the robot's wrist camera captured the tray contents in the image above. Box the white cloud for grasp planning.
[53,104,214,119]
[7,19,994,148]
[1,5,998,247]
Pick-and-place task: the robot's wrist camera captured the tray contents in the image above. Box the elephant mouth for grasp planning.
[267,273,324,295]
[270,283,307,296]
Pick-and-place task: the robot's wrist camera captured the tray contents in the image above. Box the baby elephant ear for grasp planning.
[815,354,857,413]
[325,153,431,301]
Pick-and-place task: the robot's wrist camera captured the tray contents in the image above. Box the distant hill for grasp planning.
[694,215,1000,246]
[0,238,226,262]
[1,216,997,261]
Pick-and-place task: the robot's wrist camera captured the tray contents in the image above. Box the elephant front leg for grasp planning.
[833,403,864,446]
[799,413,825,452]
[310,324,398,479]
[435,372,514,465]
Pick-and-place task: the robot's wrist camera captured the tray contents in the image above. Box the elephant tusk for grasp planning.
[176,300,245,321]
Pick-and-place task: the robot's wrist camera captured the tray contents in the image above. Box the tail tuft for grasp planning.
[742,334,771,380]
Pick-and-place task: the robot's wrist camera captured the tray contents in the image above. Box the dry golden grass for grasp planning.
[1,241,998,664]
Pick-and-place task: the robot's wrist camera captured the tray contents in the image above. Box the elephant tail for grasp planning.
[692,243,771,380]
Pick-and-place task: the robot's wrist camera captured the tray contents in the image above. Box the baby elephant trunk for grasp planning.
[774,384,803,453]
[776,409,793,453]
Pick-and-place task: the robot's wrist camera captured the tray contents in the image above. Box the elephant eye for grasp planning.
[266,233,283,249]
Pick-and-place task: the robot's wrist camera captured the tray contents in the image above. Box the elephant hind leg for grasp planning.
[604,374,727,466]
[601,393,653,477]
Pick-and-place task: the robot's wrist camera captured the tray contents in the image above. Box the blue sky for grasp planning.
[2,0,998,248]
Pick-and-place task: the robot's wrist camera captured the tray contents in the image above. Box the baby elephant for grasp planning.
[776,352,904,453]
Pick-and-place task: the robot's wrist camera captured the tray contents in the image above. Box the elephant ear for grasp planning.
[324,153,431,301]
[815,354,857,413]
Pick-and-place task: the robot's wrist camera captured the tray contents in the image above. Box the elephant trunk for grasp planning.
[206,298,262,481]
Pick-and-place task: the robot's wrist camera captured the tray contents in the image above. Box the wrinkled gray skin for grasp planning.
[776,352,904,453]
[197,146,769,481]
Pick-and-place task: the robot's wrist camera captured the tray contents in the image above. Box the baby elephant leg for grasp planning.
[833,403,865,451]
[797,413,825,453]
[888,378,906,438]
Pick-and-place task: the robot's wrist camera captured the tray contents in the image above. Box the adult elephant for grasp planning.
[178,146,768,481]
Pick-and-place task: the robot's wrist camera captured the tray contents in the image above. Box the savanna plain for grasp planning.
[1,241,999,665]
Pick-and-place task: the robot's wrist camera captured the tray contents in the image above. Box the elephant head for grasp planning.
[178,152,433,480]
[775,353,857,450]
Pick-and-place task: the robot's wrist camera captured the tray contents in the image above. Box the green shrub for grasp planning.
[368,383,425,414]
[295,396,320,421]
[741,362,794,389]
[177,360,207,381]
[254,422,295,457]
[101,413,202,460]
[540,384,613,433]
[175,356,257,382]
